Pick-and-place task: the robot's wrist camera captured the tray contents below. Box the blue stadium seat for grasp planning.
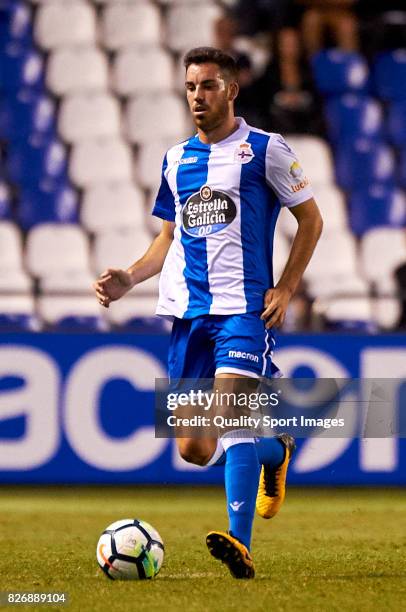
[0,44,44,91]
[7,135,68,186]
[49,316,107,333]
[400,148,406,188]
[0,1,32,50]
[18,182,79,230]
[325,95,383,145]
[373,50,406,101]
[0,181,12,219]
[311,50,369,96]
[335,138,395,190]
[0,313,38,332]
[387,101,406,147]
[119,317,170,333]
[349,185,406,236]
[0,89,56,141]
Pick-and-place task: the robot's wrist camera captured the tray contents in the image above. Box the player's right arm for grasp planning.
[93,220,175,308]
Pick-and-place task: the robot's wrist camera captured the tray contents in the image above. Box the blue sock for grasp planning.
[212,438,284,469]
[224,442,260,550]
[255,437,285,468]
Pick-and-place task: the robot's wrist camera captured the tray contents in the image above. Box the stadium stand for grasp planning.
[0,0,405,331]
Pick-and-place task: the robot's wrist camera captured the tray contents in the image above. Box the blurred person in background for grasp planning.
[257,27,325,135]
[299,0,359,55]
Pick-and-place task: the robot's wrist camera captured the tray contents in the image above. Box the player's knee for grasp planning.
[178,441,210,466]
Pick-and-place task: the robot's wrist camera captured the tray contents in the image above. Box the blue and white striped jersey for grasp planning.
[152,118,313,319]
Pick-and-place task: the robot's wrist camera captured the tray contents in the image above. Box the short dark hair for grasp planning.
[183,47,238,80]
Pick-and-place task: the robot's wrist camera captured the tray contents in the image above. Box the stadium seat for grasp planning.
[105,296,159,326]
[325,95,383,145]
[81,181,145,233]
[304,229,359,292]
[126,93,188,144]
[92,228,158,293]
[400,148,406,189]
[360,227,406,285]
[18,183,79,230]
[101,3,161,50]
[359,229,405,328]
[0,295,39,331]
[34,1,96,50]
[0,44,44,91]
[373,50,406,101]
[113,47,174,96]
[317,296,375,332]
[387,101,406,148]
[58,92,121,143]
[335,139,395,190]
[166,3,221,52]
[284,136,334,185]
[370,276,401,330]
[349,185,406,236]
[0,1,32,50]
[0,182,12,219]
[69,137,133,188]
[272,228,290,284]
[0,89,56,141]
[25,223,91,282]
[46,46,109,96]
[7,136,68,186]
[279,184,347,237]
[136,139,175,190]
[37,296,107,330]
[93,228,153,275]
[311,50,369,96]
[0,221,32,292]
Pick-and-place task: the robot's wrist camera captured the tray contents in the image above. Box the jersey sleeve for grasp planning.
[265,134,314,207]
[151,155,176,221]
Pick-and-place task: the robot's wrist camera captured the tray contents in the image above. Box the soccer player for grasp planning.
[93,47,323,579]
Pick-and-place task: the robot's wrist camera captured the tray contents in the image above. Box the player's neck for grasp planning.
[197,116,239,145]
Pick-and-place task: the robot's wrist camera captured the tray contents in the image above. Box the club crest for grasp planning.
[234,142,254,164]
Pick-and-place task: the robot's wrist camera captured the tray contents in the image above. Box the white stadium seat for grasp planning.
[360,227,406,284]
[136,139,174,190]
[360,228,406,329]
[34,1,96,50]
[58,93,121,143]
[81,182,146,233]
[101,3,161,50]
[47,46,109,96]
[285,136,335,185]
[92,228,158,293]
[93,228,153,274]
[37,296,106,325]
[304,229,359,290]
[272,228,290,284]
[0,222,32,292]
[0,295,36,317]
[126,93,187,144]
[166,3,221,53]
[316,295,374,325]
[113,47,174,96]
[106,296,158,325]
[69,137,133,187]
[25,223,91,279]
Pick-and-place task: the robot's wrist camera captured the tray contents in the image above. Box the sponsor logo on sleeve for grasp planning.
[289,161,310,193]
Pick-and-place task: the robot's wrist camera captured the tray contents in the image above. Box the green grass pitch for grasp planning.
[0,486,405,612]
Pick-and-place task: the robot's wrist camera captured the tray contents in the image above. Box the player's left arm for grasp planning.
[261,197,323,329]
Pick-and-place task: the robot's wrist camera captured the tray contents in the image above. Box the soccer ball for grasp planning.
[96,519,164,580]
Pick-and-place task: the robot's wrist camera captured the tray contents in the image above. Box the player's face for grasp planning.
[185,63,234,131]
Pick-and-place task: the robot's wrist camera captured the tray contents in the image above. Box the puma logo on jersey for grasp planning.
[230,501,245,511]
